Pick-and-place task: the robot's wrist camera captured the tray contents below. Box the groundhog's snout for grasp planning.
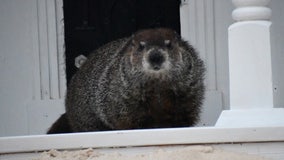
[148,51,165,70]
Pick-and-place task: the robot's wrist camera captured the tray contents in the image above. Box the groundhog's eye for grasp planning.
[138,41,146,51]
[164,40,172,48]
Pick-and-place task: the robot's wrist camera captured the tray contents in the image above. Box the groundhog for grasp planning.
[47,28,205,134]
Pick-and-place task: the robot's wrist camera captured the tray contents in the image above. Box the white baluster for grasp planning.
[230,0,273,109]
[215,0,284,127]
[232,0,271,21]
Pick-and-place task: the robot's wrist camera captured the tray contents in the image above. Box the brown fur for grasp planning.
[47,28,205,134]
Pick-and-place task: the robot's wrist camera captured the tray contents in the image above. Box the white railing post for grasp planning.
[230,0,273,109]
[215,0,284,127]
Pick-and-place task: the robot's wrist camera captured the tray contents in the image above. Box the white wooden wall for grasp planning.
[0,0,65,136]
[180,0,234,111]
[270,1,284,108]
[0,0,283,137]
[0,0,33,136]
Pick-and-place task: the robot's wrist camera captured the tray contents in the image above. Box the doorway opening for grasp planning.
[63,0,181,83]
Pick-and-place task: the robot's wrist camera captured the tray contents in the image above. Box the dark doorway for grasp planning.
[63,0,181,84]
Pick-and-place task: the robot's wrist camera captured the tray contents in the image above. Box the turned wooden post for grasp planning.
[216,0,284,127]
[229,0,273,109]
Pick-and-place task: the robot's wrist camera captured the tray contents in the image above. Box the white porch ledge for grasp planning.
[1,126,284,154]
[215,108,284,127]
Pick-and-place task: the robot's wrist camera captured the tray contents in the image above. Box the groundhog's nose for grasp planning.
[148,51,165,70]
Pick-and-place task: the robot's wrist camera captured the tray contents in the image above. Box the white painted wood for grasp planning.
[197,91,223,126]
[232,0,271,21]
[180,0,223,126]
[180,0,234,110]
[37,0,52,100]
[0,0,37,136]
[216,0,284,127]
[55,0,67,99]
[36,0,64,100]
[29,0,66,135]
[216,108,284,127]
[213,0,284,110]
[213,0,234,109]
[228,0,274,109]
[180,0,190,43]
[0,126,284,154]
[1,142,284,160]
[0,153,40,160]
[46,0,60,99]
[0,0,66,137]
[27,100,65,135]
[229,21,273,109]
[270,0,284,108]
[232,0,270,6]
[181,0,217,91]
[232,7,271,21]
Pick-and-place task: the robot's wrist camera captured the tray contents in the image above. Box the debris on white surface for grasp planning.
[35,146,270,160]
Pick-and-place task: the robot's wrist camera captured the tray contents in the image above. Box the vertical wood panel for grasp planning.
[27,0,66,134]
[182,0,217,90]
[180,0,221,126]
[31,1,41,100]
[46,0,60,99]
[205,0,217,90]
[270,0,284,108]
[213,0,234,109]
[0,0,38,136]
[37,0,51,100]
[55,0,67,99]
[0,0,65,136]
[35,0,65,100]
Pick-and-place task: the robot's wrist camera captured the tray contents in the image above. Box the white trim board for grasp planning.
[1,142,284,160]
[1,126,284,154]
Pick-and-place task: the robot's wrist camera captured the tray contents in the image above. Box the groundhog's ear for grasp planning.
[173,31,181,40]
[139,41,146,46]
[164,40,172,48]
[138,41,146,51]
